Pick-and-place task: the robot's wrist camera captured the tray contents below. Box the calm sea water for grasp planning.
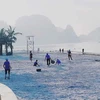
[14,42,100,54]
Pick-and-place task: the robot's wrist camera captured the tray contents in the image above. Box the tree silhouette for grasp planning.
[6,26,22,55]
[0,28,7,55]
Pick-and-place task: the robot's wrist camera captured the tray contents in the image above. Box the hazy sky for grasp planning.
[0,0,100,36]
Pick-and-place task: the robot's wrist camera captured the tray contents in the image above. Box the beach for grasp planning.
[0,52,100,100]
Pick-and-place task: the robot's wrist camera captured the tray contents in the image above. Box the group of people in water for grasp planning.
[33,53,61,67]
[31,49,73,67]
[2,49,72,79]
[3,48,86,79]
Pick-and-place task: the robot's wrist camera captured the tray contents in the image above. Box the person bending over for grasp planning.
[56,59,61,65]
[34,60,39,66]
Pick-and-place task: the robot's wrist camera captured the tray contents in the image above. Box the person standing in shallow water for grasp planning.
[68,50,73,60]
[82,48,84,54]
[45,53,51,66]
[62,49,64,53]
[3,59,11,79]
[59,48,61,53]
[30,51,33,61]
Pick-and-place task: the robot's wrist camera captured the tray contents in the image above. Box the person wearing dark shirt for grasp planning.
[82,48,84,54]
[59,48,61,53]
[62,49,64,53]
[68,50,73,60]
[30,51,33,61]
[3,59,11,79]
[45,53,51,66]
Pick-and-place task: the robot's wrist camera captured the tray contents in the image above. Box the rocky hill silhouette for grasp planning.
[79,27,100,42]
[15,15,80,45]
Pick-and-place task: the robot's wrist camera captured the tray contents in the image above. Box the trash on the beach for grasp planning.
[36,69,41,72]
[51,59,55,64]
[95,60,100,62]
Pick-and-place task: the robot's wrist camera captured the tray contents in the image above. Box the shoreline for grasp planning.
[1,49,100,57]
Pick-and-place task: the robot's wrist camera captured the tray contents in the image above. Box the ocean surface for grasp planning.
[14,42,100,54]
[0,52,100,100]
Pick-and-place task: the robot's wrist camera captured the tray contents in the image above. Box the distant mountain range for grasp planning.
[0,15,99,45]
[79,27,100,42]
[15,15,80,45]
